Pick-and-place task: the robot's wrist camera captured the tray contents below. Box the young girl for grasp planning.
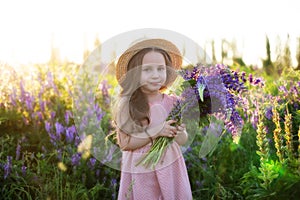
[114,39,192,200]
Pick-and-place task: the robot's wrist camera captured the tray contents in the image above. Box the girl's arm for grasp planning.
[174,123,188,145]
[117,120,177,151]
[117,130,153,151]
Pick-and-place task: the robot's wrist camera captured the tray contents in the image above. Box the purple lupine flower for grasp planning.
[21,165,27,176]
[144,64,259,166]
[101,145,117,164]
[74,136,81,147]
[64,110,72,125]
[31,112,36,120]
[111,178,117,186]
[45,121,51,133]
[241,72,246,82]
[39,99,45,112]
[265,106,273,120]
[265,126,270,134]
[10,87,17,106]
[47,71,59,94]
[49,132,58,146]
[37,111,43,121]
[110,178,117,199]
[253,78,261,85]
[186,146,192,153]
[66,125,76,143]
[25,94,35,111]
[291,85,299,97]
[94,104,105,122]
[278,85,288,94]
[99,80,111,105]
[179,64,249,139]
[88,157,97,169]
[71,153,81,166]
[294,103,299,110]
[50,111,56,120]
[79,116,88,132]
[250,109,259,129]
[167,99,184,124]
[16,143,21,160]
[55,122,64,139]
[249,74,253,83]
[226,110,243,138]
[4,156,12,179]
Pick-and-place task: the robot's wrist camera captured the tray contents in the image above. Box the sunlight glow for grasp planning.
[0,0,299,68]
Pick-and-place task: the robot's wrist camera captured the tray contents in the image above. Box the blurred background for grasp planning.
[0,0,299,70]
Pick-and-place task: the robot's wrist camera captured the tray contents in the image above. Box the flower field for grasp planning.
[1,61,300,200]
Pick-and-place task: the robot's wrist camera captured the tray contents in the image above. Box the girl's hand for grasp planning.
[176,123,186,136]
[175,123,188,145]
[157,120,177,138]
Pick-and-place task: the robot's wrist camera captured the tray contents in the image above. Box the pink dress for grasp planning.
[117,94,193,200]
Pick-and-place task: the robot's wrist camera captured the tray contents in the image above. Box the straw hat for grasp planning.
[116,38,182,85]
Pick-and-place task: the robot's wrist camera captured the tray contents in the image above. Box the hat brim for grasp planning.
[116,39,182,84]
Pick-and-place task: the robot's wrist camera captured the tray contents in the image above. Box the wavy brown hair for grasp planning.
[119,47,173,127]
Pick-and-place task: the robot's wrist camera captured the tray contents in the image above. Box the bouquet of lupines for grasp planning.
[137,64,249,168]
[136,99,186,168]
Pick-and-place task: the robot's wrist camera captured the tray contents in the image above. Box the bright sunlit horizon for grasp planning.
[0,0,299,69]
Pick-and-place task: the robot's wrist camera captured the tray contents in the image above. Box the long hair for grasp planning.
[116,47,174,133]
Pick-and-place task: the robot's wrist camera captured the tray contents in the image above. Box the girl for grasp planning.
[114,39,192,200]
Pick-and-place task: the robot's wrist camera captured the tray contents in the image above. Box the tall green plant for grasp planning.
[242,109,300,199]
[272,105,284,162]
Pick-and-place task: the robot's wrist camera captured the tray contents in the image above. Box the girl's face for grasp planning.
[140,51,167,94]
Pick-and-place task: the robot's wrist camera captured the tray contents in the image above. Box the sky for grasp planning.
[0,0,299,67]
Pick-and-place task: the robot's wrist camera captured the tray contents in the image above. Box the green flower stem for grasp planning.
[136,100,186,168]
[136,137,174,169]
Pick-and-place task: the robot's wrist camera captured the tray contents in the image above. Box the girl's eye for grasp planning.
[142,68,151,72]
[158,67,165,71]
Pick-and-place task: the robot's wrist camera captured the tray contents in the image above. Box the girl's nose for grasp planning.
[151,69,160,78]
